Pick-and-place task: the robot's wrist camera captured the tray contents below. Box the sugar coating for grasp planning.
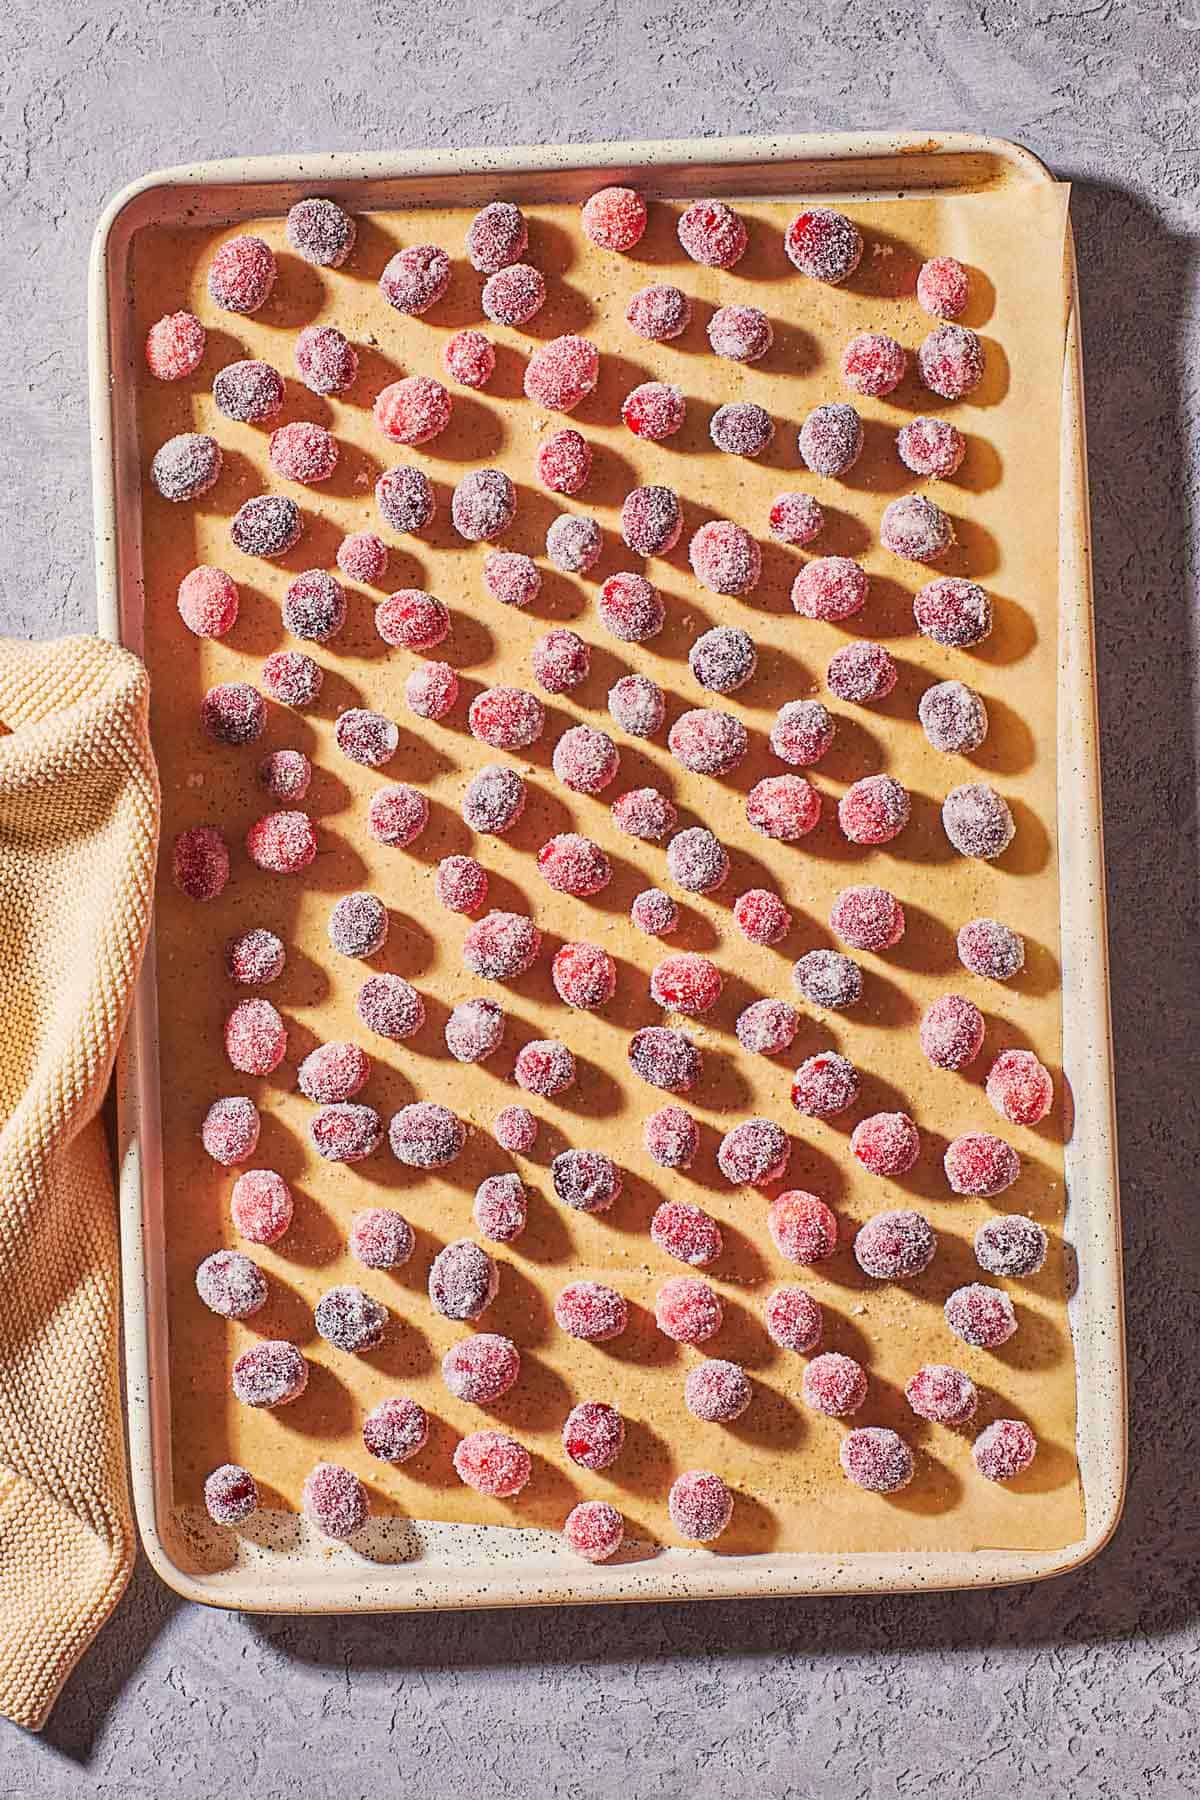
[230,1169,293,1245]
[612,787,677,841]
[537,833,611,897]
[473,1174,528,1243]
[262,649,322,708]
[429,1240,499,1321]
[296,325,358,396]
[376,465,436,533]
[768,1190,838,1264]
[469,685,544,750]
[555,1281,628,1341]
[178,566,239,638]
[282,570,346,642]
[442,1334,521,1405]
[975,1213,1048,1278]
[917,256,970,319]
[483,260,547,326]
[765,1285,823,1354]
[453,1430,531,1495]
[303,1463,369,1540]
[532,628,591,693]
[204,1463,259,1525]
[945,1282,1018,1348]
[746,774,821,841]
[841,331,907,397]
[349,1208,415,1270]
[523,335,599,412]
[793,948,863,1009]
[356,973,426,1041]
[208,235,276,312]
[444,997,506,1063]
[245,809,317,874]
[851,1111,921,1177]
[803,1352,867,1417]
[944,1131,1020,1197]
[598,573,665,643]
[328,892,388,958]
[656,1275,722,1344]
[668,708,748,776]
[466,201,528,272]
[366,782,428,847]
[389,1102,466,1169]
[563,1401,625,1471]
[668,1470,733,1542]
[785,207,863,283]
[919,323,984,398]
[736,998,800,1057]
[336,708,399,768]
[146,311,205,381]
[483,550,541,608]
[974,1419,1038,1482]
[621,485,682,555]
[405,661,459,720]
[838,774,911,845]
[201,1096,259,1165]
[827,640,897,705]
[840,1428,915,1493]
[769,492,824,546]
[152,433,222,502]
[232,1340,307,1408]
[689,625,757,693]
[444,329,496,389]
[551,1148,621,1213]
[232,494,302,561]
[651,1199,722,1267]
[374,376,452,447]
[717,1118,790,1186]
[688,520,761,596]
[609,673,666,737]
[552,724,619,794]
[627,1026,702,1093]
[494,1105,538,1153]
[546,512,603,572]
[630,888,679,937]
[644,1105,700,1169]
[213,359,284,423]
[898,416,966,479]
[452,469,517,542]
[906,1364,978,1425]
[790,1052,860,1117]
[686,1359,751,1423]
[362,1396,429,1463]
[919,680,989,753]
[463,911,541,981]
[286,197,355,266]
[708,305,773,362]
[258,749,311,804]
[379,244,451,315]
[195,1250,267,1319]
[224,998,287,1075]
[798,403,863,477]
[666,826,729,893]
[622,381,686,441]
[582,186,647,252]
[629,282,694,338]
[463,764,527,835]
[435,856,489,915]
[958,917,1025,980]
[733,888,792,945]
[854,1209,937,1280]
[650,952,722,1015]
[310,1104,384,1164]
[201,682,265,745]
[677,201,747,269]
[831,884,905,953]
[269,421,338,485]
[943,783,1015,859]
[986,1049,1054,1125]
[881,494,955,564]
[792,556,868,623]
[535,429,592,494]
[710,401,774,458]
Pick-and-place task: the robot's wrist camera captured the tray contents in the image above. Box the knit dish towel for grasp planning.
[0,635,159,1731]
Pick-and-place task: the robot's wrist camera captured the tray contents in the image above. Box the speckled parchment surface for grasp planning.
[1,0,1197,1792]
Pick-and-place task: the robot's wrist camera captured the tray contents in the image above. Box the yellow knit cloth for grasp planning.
[0,635,158,1732]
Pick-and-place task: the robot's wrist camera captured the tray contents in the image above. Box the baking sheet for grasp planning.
[126,174,1084,1561]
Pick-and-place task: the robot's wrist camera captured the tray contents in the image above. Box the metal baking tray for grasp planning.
[90,131,1124,1610]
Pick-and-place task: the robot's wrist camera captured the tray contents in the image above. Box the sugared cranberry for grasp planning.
[429,1240,499,1321]
[444,997,506,1064]
[230,1169,293,1244]
[769,491,824,546]
[841,331,906,396]
[668,1470,733,1542]
[710,402,774,457]
[643,1105,699,1168]
[792,556,868,623]
[920,994,985,1071]
[551,1148,621,1213]
[195,1250,267,1319]
[232,1340,307,1408]
[377,587,450,649]
[258,750,311,805]
[609,674,666,737]
[376,465,436,534]
[851,1111,921,1177]
[767,1190,838,1264]
[919,680,988,752]
[838,774,911,845]
[718,1118,790,1187]
[827,640,897,705]
[481,263,546,326]
[831,884,905,952]
[597,573,665,643]
[269,421,338,485]
[152,433,222,502]
[736,998,799,1057]
[626,283,692,341]
[688,520,761,596]
[986,1050,1053,1126]
[564,1502,625,1562]
[975,1214,1048,1278]
[854,1209,937,1280]
[286,197,355,267]
[552,941,616,1009]
[898,416,966,479]
[621,485,682,556]
[546,512,603,573]
[798,403,863,477]
[919,323,984,398]
[668,708,747,776]
[651,1199,722,1268]
[463,911,541,981]
[881,494,954,564]
[840,1428,914,1492]
[678,200,747,267]
[514,1039,576,1097]
[785,207,863,283]
[974,1419,1037,1482]
[362,1396,428,1463]
[944,1131,1019,1197]
[379,244,451,315]
[310,1103,383,1163]
[792,948,863,1009]
[555,1280,628,1341]
[473,1173,528,1243]
[366,783,429,847]
[262,649,322,707]
[494,1105,538,1153]
[532,629,591,695]
[689,625,756,693]
[389,1101,466,1169]
[336,707,398,768]
[622,382,685,441]
[466,201,527,272]
[581,185,647,251]
[296,325,358,396]
[314,1284,387,1352]
[463,765,526,836]
[245,809,317,874]
[790,1053,859,1117]
[746,774,821,841]
[328,892,388,958]
[204,1463,259,1525]
[178,566,238,638]
[469,685,544,750]
[208,235,276,313]
[650,952,722,1015]
[803,1352,867,1416]
[917,256,970,319]
[224,998,287,1075]
[282,570,346,642]
[444,329,496,389]
[764,1285,823,1353]
[356,972,425,1041]
[612,787,677,841]
[957,917,1025,981]
[452,469,517,542]
[733,887,792,945]
[666,826,729,893]
[553,724,619,794]
[349,1208,415,1270]
[483,550,541,609]
[201,682,265,745]
[405,661,459,720]
[453,1429,531,1496]
[213,358,285,423]
[146,311,205,381]
[631,888,679,936]
[524,335,599,411]
[708,304,773,362]
[906,1364,978,1425]
[201,1096,260,1165]
[943,783,1015,860]
[628,1027,702,1093]
[656,1275,722,1344]
[944,1283,1018,1348]
[535,428,592,494]
[686,1358,751,1423]
[563,1401,625,1471]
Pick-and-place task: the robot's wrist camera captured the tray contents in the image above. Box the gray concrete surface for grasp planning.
[2,1,1199,1793]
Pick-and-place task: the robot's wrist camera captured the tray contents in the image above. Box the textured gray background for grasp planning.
[2,0,1198,1793]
